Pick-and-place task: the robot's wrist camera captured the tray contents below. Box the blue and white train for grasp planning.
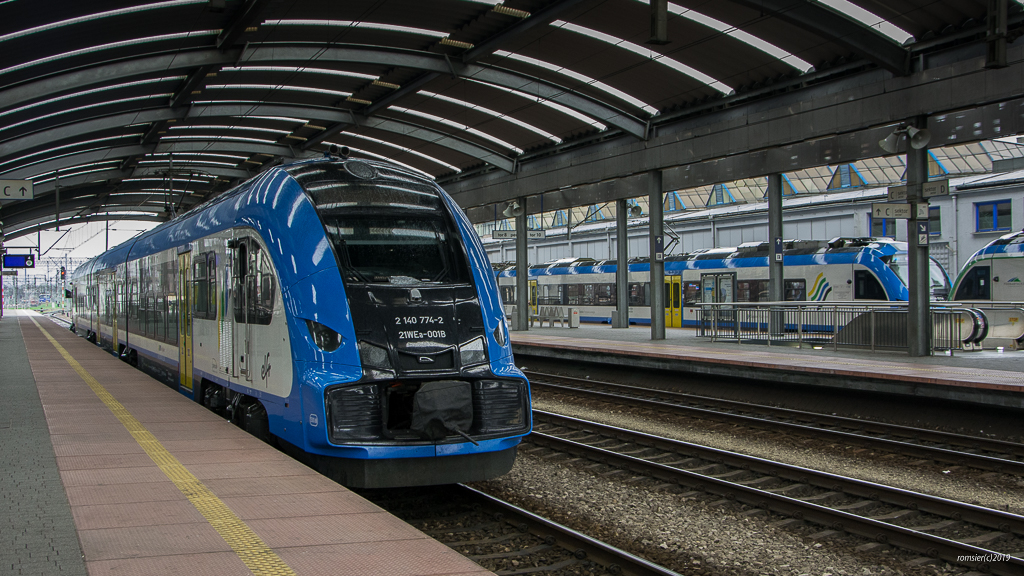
[69,154,530,488]
[950,229,1024,301]
[496,237,951,326]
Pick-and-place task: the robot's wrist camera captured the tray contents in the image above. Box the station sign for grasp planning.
[1,270,16,276]
[872,203,929,220]
[2,254,35,268]
[917,222,929,245]
[493,230,544,239]
[0,179,33,201]
[886,179,949,201]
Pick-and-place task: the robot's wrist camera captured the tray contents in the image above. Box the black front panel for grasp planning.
[348,285,483,377]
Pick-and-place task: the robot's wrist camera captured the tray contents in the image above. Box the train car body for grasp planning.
[497,238,950,326]
[69,156,530,488]
[950,229,1024,301]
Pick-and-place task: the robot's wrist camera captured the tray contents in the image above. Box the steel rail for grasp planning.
[530,410,1024,575]
[458,485,684,576]
[527,371,1024,475]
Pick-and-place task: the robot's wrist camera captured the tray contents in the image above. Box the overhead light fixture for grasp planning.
[629,203,643,217]
[878,123,931,153]
[502,201,523,218]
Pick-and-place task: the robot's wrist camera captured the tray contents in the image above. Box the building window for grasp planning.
[929,207,941,236]
[976,200,1011,232]
[869,215,896,237]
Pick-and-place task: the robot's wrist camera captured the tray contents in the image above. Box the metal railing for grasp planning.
[695,302,972,354]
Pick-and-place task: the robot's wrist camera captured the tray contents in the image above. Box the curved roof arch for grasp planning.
[1,0,1022,241]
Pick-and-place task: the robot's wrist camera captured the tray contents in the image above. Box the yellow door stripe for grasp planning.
[29,316,297,576]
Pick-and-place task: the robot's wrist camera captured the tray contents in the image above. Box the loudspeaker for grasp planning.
[907,126,931,150]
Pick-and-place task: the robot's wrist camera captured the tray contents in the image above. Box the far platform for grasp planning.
[509,323,1024,410]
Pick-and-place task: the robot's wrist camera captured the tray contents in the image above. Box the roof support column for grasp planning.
[514,198,530,332]
[767,173,785,337]
[614,199,630,328]
[649,170,665,340]
[906,119,931,356]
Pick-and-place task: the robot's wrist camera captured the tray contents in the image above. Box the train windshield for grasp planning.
[887,253,951,299]
[321,216,464,284]
[289,161,468,285]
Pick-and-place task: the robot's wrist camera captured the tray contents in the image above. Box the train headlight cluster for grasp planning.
[306,320,342,352]
[459,337,486,366]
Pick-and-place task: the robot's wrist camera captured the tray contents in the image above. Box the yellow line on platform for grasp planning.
[29,316,296,576]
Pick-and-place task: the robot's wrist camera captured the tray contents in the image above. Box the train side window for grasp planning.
[234,240,275,325]
[253,246,276,325]
[683,281,701,305]
[784,279,806,301]
[567,284,581,305]
[194,257,208,319]
[628,282,648,306]
[953,266,990,300]
[736,279,769,302]
[207,253,217,319]
[853,271,886,300]
[166,260,178,345]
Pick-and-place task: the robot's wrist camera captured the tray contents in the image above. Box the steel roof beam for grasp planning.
[238,46,646,139]
[7,213,168,242]
[462,0,588,63]
[2,45,643,139]
[353,0,590,131]
[724,0,909,76]
[1,145,154,179]
[0,103,513,173]
[217,0,273,49]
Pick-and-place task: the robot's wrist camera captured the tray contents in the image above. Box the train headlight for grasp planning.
[306,320,342,352]
[358,341,392,369]
[325,384,383,442]
[492,323,506,347]
[459,336,487,366]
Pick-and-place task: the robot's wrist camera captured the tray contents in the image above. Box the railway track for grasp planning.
[526,370,1024,475]
[359,483,681,576]
[529,410,1024,575]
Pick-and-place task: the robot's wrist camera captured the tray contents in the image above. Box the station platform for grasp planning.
[510,323,1024,410]
[0,310,490,576]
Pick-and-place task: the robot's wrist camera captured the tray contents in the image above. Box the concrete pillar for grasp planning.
[906,123,931,356]
[614,199,629,328]
[514,198,529,331]
[649,171,665,340]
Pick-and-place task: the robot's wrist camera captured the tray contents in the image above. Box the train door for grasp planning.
[702,272,736,329]
[529,279,538,316]
[664,276,681,328]
[177,251,194,394]
[112,279,120,354]
[232,237,254,382]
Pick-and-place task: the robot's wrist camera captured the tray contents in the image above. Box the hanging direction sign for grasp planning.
[873,203,912,219]
[0,180,32,200]
[493,230,544,239]
[887,179,949,201]
[872,203,929,219]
